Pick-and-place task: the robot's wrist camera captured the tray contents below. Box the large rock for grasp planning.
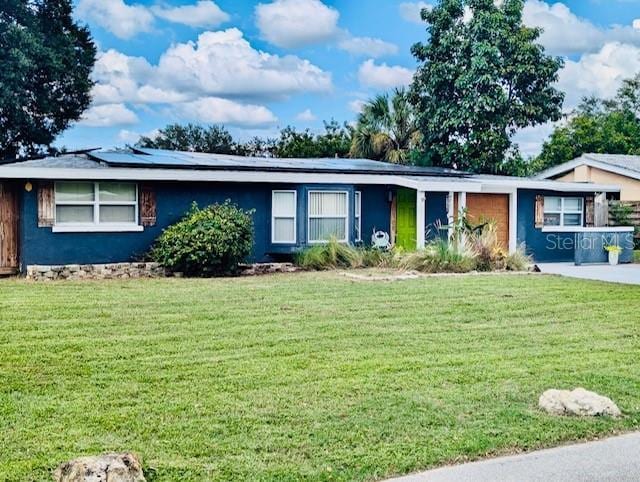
[539,388,621,417]
[54,453,145,482]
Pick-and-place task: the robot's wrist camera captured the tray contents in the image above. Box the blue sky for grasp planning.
[61,0,640,157]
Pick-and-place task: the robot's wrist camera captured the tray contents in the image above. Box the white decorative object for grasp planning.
[54,453,145,482]
[539,388,621,417]
[609,250,619,266]
[371,230,391,250]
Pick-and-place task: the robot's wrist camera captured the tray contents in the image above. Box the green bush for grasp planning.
[150,201,254,276]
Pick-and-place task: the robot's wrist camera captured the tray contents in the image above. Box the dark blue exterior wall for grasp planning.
[426,192,448,240]
[357,184,391,245]
[515,189,632,263]
[18,181,395,269]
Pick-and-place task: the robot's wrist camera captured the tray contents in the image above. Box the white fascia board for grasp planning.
[480,178,620,193]
[534,158,585,179]
[0,166,483,192]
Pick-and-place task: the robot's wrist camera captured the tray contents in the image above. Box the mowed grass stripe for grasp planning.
[1,272,639,481]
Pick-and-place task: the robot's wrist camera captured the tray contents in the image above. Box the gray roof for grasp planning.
[2,148,471,178]
[536,153,640,180]
[581,153,640,173]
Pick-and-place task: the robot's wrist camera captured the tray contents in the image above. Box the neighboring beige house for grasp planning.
[536,154,640,201]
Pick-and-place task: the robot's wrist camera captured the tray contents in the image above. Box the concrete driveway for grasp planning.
[537,263,640,285]
[387,432,640,482]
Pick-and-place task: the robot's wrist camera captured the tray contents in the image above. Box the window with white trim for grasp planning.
[272,190,297,244]
[355,191,362,242]
[55,182,138,226]
[308,191,349,243]
[543,196,583,227]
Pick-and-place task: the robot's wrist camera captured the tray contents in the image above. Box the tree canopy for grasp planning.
[137,124,238,154]
[0,0,96,160]
[410,0,564,173]
[135,121,352,159]
[272,120,352,158]
[534,74,640,172]
[350,88,420,164]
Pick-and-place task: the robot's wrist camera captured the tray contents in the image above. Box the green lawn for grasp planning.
[1,273,640,481]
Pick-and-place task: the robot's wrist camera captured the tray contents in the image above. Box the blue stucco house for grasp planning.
[0,148,633,275]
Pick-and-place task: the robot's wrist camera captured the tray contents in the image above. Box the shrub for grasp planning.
[150,201,254,276]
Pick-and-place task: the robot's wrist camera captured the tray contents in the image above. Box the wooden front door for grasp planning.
[466,193,510,249]
[0,182,19,274]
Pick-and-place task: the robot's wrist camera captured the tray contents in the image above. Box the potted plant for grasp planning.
[605,245,622,266]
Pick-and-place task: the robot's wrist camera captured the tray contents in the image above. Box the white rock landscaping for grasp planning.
[539,388,621,417]
[54,452,145,482]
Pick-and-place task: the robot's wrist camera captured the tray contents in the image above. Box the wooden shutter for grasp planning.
[585,195,595,227]
[140,184,156,227]
[38,182,55,227]
[534,195,544,229]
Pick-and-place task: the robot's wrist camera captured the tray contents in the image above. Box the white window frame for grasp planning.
[355,191,362,242]
[307,190,349,244]
[543,196,584,228]
[53,181,142,233]
[271,190,297,244]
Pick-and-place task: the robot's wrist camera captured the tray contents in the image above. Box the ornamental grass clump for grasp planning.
[295,238,364,270]
[150,201,254,276]
[399,238,476,273]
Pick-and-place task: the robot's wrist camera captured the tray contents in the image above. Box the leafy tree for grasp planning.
[236,136,277,157]
[410,0,564,173]
[137,124,238,154]
[534,90,640,172]
[273,120,352,158]
[0,0,96,160]
[350,88,420,164]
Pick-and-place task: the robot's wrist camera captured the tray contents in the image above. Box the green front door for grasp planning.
[396,188,416,251]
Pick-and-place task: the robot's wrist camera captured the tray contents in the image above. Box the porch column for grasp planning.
[416,189,426,249]
[457,192,467,246]
[447,191,455,240]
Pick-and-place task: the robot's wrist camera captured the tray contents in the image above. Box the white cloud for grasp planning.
[117,128,160,144]
[399,2,432,24]
[348,99,366,114]
[559,42,640,109]
[512,42,640,157]
[91,29,331,108]
[523,0,640,55]
[174,97,277,127]
[634,19,640,30]
[357,59,414,89]
[296,109,317,122]
[80,104,139,127]
[76,0,154,39]
[255,0,340,48]
[91,50,187,105]
[151,1,229,28]
[338,36,398,58]
[156,29,332,98]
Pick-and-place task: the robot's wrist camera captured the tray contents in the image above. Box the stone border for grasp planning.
[26,263,165,281]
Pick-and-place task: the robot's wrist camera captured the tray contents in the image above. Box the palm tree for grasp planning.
[350,88,420,164]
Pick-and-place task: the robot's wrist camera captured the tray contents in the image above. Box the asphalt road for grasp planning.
[388,432,640,482]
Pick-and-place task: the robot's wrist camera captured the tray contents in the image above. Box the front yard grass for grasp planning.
[1,272,639,481]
